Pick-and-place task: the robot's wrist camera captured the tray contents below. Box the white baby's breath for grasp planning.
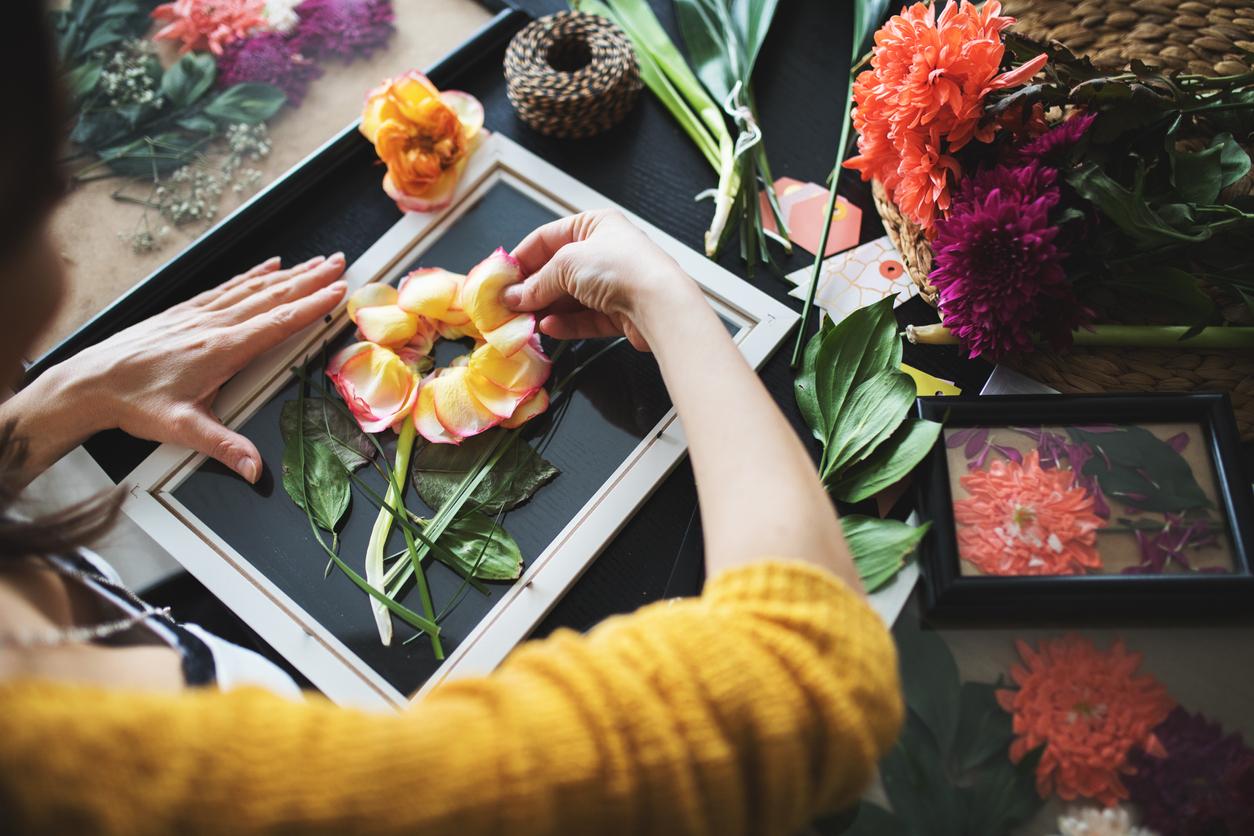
[1053,806,1159,836]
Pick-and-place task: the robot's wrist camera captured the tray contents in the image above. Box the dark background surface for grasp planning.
[35,0,1175,676]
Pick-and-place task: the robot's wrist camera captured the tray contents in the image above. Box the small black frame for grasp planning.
[914,393,1254,621]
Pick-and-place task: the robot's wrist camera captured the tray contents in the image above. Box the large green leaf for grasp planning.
[281,437,350,533]
[1067,426,1213,513]
[823,368,916,478]
[894,620,962,756]
[962,746,1044,835]
[1066,162,1212,246]
[674,0,742,104]
[840,515,929,592]
[280,398,374,472]
[413,429,559,514]
[161,53,217,108]
[1169,131,1251,205]
[204,83,286,124]
[794,319,829,441]
[816,296,899,444]
[1106,266,1215,323]
[951,682,1014,773]
[831,418,941,504]
[437,512,524,581]
[880,712,962,836]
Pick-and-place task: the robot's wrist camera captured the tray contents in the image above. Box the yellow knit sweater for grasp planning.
[0,561,901,835]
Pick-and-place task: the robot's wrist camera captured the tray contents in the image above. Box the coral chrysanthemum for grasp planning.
[291,0,395,61]
[955,449,1104,576]
[996,635,1175,807]
[216,32,322,106]
[929,161,1089,360]
[151,0,268,55]
[843,0,1047,232]
[1124,708,1254,835]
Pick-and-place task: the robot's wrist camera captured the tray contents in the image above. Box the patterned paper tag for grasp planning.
[787,235,917,323]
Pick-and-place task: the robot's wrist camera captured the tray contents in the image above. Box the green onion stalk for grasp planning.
[575,0,739,256]
[906,322,1254,350]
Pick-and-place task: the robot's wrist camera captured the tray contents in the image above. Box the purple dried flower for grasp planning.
[1126,513,1226,574]
[217,32,322,107]
[928,161,1090,361]
[1013,426,1111,517]
[291,0,394,61]
[1126,707,1254,835]
[1013,112,1096,166]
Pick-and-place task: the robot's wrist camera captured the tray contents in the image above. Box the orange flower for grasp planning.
[955,450,1103,576]
[843,0,1047,232]
[996,635,1175,806]
[360,71,484,212]
[151,0,267,55]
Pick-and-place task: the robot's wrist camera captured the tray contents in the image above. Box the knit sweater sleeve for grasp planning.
[0,561,902,836]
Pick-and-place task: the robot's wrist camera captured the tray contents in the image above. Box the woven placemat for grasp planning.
[504,11,642,140]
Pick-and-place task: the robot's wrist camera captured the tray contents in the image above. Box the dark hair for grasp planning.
[0,3,123,559]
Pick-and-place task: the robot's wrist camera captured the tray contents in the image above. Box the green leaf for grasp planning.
[840,515,929,592]
[794,324,827,441]
[1067,426,1213,513]
[830,803,908,836]
[413,428,559,514]
[282,438,350,533]
[204,83,286,124]
[823,369,916,478]
[1107,266,1215,323]
[951,681,1014,772]
[279,398,375,472]
[176,114,218,134]
[436,512,524,580]
[65,59,103,101]
[1170,132,1251,205]
[1066,162,1212,246]
[674,0,742,105]
[851,0,890,61]
[161,53,217,108]
[893,620,961,756]
[815,296,898,444]
[78,17,127,55]
[963,745,1045,834]
[97,132,207,178]
[831,418,941,504]
[880,712,962,836]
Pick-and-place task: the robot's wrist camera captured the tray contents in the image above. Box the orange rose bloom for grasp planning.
[360,71,484,212]
[955,450,1103,576]
[996,635,1175,806]
[843,1,1047,232]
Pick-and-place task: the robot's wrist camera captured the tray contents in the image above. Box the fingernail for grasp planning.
[264,256,281,267]
[238,457,259,484]
[326,280,347,295]
[329,251,346,265]
[304,255,326,269]
[502,286,521,307]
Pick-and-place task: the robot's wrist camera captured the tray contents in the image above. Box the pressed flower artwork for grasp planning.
[944,423,1235,577]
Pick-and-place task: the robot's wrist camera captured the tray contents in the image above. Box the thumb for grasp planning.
[173,406,263,483]
[503,242,584,312]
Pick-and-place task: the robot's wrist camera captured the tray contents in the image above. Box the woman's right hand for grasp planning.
[504,210,702,352]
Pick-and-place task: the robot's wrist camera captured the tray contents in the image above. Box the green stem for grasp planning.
[907,323,1254,350]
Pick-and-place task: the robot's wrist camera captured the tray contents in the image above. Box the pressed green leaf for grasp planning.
[840,515,928,592]
[893,620,962,756]
[951,681,1014,772]
[98,132,207,178]
[280,398,374,472]
[65,59,103,100]
[204,83,286,124]
[282,438,350,533]
[964,745,1045,834]
[1108,266,1215,323]
[161,52,217,108]
[831,803,908,836]
[831,418,941,504]
[437,512,524,580]
[880,712,962,836]
[413,428,559,514]
[823,369,916,478]
[1067,426,1213,513]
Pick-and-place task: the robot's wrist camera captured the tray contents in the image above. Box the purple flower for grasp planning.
[217,32,322,107]
[1125,513,1226,574]
[1126,707,1254,835]
[291,0,394,61]
[1012,426,1111,517]
[928,161,1090,361]
[1013,112,1095,166]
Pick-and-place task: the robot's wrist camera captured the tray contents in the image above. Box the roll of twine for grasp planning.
[504,11,642,140]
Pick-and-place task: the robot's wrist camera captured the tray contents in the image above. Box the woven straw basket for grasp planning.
[872,0,1254,439]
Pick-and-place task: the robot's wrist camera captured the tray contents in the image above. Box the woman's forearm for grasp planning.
[635,284,860,591]
[0,364,106,488]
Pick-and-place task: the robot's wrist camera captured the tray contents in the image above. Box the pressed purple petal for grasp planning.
[965,427,990,458]
[1166,431,1190,453]
[216,32,321,107]
[946,427,978,448]
[291,0,395,61]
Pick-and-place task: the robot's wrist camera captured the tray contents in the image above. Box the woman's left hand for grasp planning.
[15,254,347,484]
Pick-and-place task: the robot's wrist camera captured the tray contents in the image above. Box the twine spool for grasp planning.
[504,11,642,139]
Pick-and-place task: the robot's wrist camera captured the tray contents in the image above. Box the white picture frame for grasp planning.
[121,132,799,710]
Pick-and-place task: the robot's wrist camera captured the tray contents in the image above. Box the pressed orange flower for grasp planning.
[997,635,1175,806]
[151,0,268,55]
[843,0,1047,232]
[955,450,1103,576]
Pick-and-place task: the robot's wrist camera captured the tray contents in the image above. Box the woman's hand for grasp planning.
[505,210,702,352]
[8,254,347,485]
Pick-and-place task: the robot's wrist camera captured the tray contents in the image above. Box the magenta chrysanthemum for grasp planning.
[291,0,394,61]
[928,161,1089,360]
[1125,708,1254,836]
[1013,112,1096,166]
[217,32,322,107]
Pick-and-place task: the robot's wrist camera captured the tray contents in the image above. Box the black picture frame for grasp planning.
[914,393,1254,621]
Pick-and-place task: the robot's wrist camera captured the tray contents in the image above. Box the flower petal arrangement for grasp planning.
[360,71,485,213]
[996,635,1175,807]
